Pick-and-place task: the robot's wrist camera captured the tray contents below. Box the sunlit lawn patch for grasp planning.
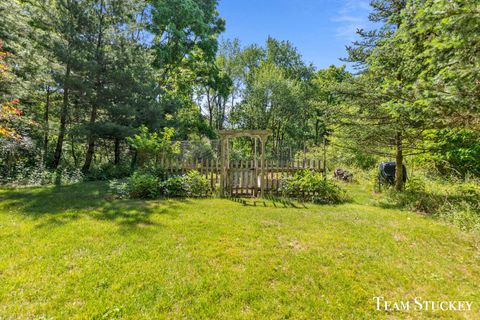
[0,182,479,319]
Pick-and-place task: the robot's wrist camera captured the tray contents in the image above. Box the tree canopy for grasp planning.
[0,0,478,185]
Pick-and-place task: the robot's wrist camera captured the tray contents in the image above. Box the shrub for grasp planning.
[1,165,84,186]
[405,176,426,193]
[380,176,480,231]
[110,170,211,199]
[159,175,188,197]
[139,165,168,180]
[128,172,159,199]
[86,164,132,181]
[127,126,180,167]
[108,179,130,199]
[439,201,480,232]
[19,166,55,185]
[384,187,440,214]
[57,168,84,185]
[282,170,346,204]
[184,170,211,197]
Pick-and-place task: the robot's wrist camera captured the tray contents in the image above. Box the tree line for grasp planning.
[1,0,478,189]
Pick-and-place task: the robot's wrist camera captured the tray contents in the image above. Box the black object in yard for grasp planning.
[378,162,407,185]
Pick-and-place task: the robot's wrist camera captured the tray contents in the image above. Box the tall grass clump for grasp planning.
[380,175,480,232]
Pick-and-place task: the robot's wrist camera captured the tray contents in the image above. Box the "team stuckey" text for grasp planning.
[373,296,473,312]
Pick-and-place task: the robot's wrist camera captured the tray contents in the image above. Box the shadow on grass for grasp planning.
[0,182,190,229]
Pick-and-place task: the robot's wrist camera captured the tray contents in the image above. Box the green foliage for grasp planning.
[128,172,160,199]
[309,65,351,141]
[127,126,180,167]
[282,170,346,204]
[112,170,211,199]
[0,0,224,176]
[1,0,479,197]
[402,0,480,128]
[333,0,480,190]
[381,176,480,231]
[181,135,216,161]
[184,170,211,198]
[174,104,214,140]
[158,171,211,198]
[108,179,130,199]
[86,164,133,181]
[159,175,189,198]
[149,0,225,70]
[225,37,316,156]
[0,164,84,186]
[420,129,480,177]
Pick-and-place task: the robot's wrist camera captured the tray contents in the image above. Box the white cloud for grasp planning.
[332,0,371,41]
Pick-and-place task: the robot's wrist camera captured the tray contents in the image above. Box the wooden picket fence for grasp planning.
[159,158,221,191]
[160,158,323,197]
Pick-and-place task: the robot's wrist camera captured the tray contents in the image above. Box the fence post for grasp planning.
[322,136,327,178]
[260,137,265,197]
[220,138,226,197]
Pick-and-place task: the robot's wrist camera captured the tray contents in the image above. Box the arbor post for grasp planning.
[220,138,226,197]
[323,136,327,178]
[260,137,265,196]
[253,137,258,197]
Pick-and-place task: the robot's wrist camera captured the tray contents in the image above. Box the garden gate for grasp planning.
[159,130,324,197]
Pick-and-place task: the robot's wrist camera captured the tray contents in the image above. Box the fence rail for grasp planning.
[160,158,323,197]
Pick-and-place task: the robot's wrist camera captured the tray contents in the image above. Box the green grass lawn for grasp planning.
[0,182,479,319]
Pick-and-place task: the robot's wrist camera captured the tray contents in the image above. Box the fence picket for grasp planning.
[275,160,280,195]
[159,156,327,198]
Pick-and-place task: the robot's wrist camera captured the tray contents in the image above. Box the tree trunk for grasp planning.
[71,135,78,167]
[52,64,71,169]
[130,149,138,170]
[82,104,97,172]
[395,131,404,191]
[43,85,50,166]
[82,10,104,172]
[114,138,121,165]
[219,97,227,130]
[206,89,213,129]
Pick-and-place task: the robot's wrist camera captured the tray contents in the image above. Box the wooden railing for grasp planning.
[160,158,323,197]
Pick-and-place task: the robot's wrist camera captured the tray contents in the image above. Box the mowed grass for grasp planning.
[0,182,479,319]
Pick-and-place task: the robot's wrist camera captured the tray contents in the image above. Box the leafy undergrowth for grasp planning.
[376,176,480,232]
[0,182,479,319]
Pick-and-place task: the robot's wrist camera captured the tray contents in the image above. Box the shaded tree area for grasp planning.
[0,0,224,178]
[330,0,480,189]
[0,0,478,187]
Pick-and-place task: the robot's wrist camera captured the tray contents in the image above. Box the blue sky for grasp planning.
[218,0,374,69]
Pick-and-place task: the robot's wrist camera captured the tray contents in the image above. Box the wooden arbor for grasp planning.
[218,129,272,197]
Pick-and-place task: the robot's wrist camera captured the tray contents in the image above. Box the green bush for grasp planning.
[108,179,130,199]
[282,170,346,204]
[128,172,160,199]
[159,171,210,197]
[405,176,426,193]
[160,176,188,197]
[127,126,180,168]
[86,164,132,181]
[112,170,211,199]
[184,170,211,197]
[439,201,480,232]
[1,165,84,186]
[139,166,168,180]
[381,177,480,231]
[20,166,56,185]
